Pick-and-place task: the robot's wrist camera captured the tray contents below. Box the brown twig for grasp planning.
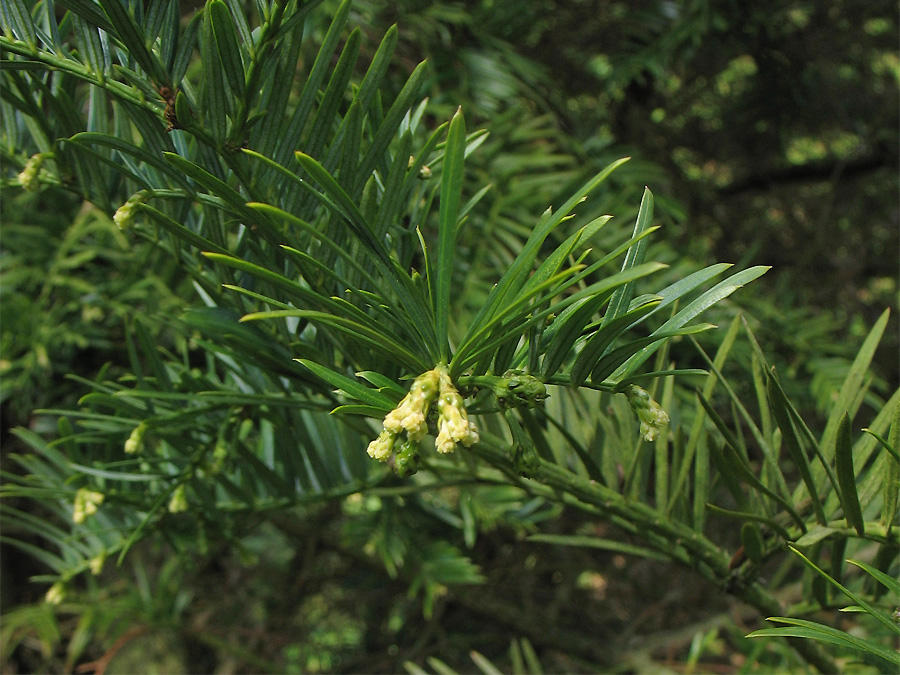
[74,625,148,675]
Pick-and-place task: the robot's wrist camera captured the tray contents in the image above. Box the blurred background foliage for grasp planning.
[352,0,898,406]
[1,0,897,673]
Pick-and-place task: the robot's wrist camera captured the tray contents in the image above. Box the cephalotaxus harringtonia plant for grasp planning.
[2,1,898,671]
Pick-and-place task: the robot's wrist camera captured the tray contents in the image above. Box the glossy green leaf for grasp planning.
[614,265,770,379]
[459,263,667,375]
[545,296,651,380]
[793,524,841,548]
[353,59,429,197]
[565,298,660,385]
[2,0,37,48]
[298,360,395,411]
[54,0,115,38]
[646,263,733,321]
[767,369,827,525]
[590,323,715,384]
[848,558,900,596]
[171,11,203,84]
[294,151,382,254]
[223,0,252,45]
[302,27,359,164]
[199,3,229,143]
[748,618,900,666]
[522,215,612,300]
[788,545,900,636]
[816,308,890,481]
[273,0,350,167]
[292,151,439,359]
[242,309,430,373]
[665,314,741,516]
[72,12,107,74]
[68,132,193,190]
[208,0,246,100]
[202,252,336,310]
[372,131,412,237]
[97,0,167,84]
[140,204,230,255]
[251,208,379,289]
[880,399,900,528]
[452,157,630,374]
[163,153,275,236]
[354,371,407,398]
[834,413,865,534]
[600,187,653,327]
[527,533,667,561]
[698,392,807,531]
[436,108,466,360]
[147,0,179,70]
[354,23,397,112]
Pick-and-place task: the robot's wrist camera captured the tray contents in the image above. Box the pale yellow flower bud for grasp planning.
[382,369,440,441]
[434,372,479,454]
[17,154,45,192]
[73,488,104,524]
[625,385,670,442]
[168,484,188,513]
[89,552,106,575]
[113,191,148,231]
[367,366,476,463]
[367,429,397,461]
[45,582,65,605]
[124,422,147,454]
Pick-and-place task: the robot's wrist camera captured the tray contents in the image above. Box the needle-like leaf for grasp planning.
[435,108,466,361]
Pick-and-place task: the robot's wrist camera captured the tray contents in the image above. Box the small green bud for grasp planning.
[624,384,670,442]
[173,90,193,129]
[168,484,188,513]
[45,582,66,605]
[206,438,229,474]
[514,444,541,476]
[367,429,397,461]
[394,439,420,477]
[17,153,46,192]
[407,155,432,179]
[73,488,104,524]
[124,422,148,454]
[492,370,548,409]
[113,190,148,231]
[35,344,50,369]
[89,551,106,575]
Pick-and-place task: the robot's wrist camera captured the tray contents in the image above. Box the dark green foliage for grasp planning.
[1,2,897,673]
